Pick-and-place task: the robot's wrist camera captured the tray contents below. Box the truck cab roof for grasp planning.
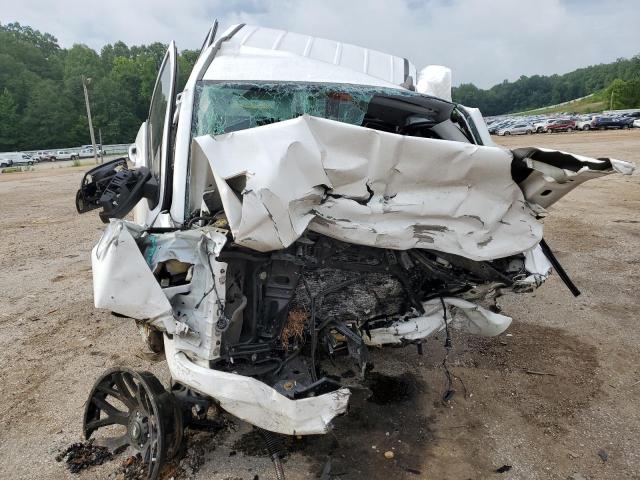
[202,24,416,89]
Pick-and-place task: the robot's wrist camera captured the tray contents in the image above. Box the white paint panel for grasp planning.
[92,220,175,331]
[364,297,512,346]
[164,336,350,435]
[206,24,413,87]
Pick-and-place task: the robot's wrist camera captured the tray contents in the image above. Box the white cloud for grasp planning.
[1,0,639,87]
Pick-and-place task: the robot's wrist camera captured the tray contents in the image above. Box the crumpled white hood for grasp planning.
[193,115,542,261]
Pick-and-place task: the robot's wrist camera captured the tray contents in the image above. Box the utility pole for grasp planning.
[99,128,103,163]
[81,75,99,164]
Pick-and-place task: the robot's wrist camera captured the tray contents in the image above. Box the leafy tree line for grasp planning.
[2,22,639,151]
[0,22,198,152]
[452,54,640,115]
[604,78,640,110]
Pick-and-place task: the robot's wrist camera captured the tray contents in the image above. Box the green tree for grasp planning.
[21,79,76,148]
[2,20,634,151]
[452,53,640,114]
[0,89,19,151]
[606,78,640,109]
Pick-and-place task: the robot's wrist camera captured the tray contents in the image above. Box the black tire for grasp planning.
[567,127,573,132]
[504,131,511,136]
[623,124,630,130]
[536,127,543,133]
[583,125,590,131]
[526,130,532,135]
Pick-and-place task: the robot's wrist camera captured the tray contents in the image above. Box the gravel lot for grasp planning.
[0,129,638,480]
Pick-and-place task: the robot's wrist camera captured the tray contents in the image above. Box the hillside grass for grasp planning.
[520,93,608,115]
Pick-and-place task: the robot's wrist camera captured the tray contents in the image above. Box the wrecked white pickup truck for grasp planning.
[75,23,634,479]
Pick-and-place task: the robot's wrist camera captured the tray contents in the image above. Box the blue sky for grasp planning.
[1,0,639,88]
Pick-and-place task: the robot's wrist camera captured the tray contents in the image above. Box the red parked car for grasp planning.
[546,119,576,133]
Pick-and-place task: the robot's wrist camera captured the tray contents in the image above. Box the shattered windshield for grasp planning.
[191,81,428,136]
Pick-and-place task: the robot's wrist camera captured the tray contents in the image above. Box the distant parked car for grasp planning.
[489,121,510,134]
[576,116,596,131]
[591,116,634,130]
[497,122,534,135]
[0,152,35,167]
[546,119,576,133]
[79,148,96,158]
[533,119,556,133]
[56,150,79,161]
[80,144,106,155]
[488,123,502,134]
[36,150,57,161]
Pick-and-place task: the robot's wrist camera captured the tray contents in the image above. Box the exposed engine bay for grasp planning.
[91,215,539,435]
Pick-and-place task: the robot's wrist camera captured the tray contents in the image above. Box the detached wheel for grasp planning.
[83,368,183,479]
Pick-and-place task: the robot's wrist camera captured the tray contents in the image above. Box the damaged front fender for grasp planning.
[92,220,175,332]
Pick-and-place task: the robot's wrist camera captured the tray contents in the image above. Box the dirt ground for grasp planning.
[0,129,638,480]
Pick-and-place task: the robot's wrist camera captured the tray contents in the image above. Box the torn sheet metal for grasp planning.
[512,147,635,208]
[521,243,552,288]
[164,336,350,435]
[92,220,230,360]
[193,115,542,261]
[92,220,175,332]
[142,227,229,360]
[364,297,512,346]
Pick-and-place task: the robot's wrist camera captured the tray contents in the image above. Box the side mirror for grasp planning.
[75,158,158,223]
